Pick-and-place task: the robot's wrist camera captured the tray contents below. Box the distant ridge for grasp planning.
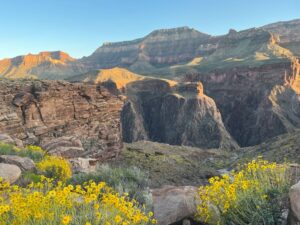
[0,18,300,79]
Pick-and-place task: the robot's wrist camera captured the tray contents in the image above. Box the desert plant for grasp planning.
[69,165,151,206]
[0,176,156,225]
[36,156,72,182]
[196,157,291,225]
[0,142,45,161]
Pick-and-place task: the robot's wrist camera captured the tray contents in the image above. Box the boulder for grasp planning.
[0,155,35,171]
[288,181,300,224]
[43,136,85,159]
[69,157,98,173]
[0,163,21,183]
[151,185,199,225]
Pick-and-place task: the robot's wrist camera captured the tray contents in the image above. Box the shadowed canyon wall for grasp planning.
[184,58,300,147]
[121,78,238,150]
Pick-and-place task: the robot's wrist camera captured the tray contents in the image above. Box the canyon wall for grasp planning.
[0,79,123,161]
[121,78,238,150]
[184,59,300,146]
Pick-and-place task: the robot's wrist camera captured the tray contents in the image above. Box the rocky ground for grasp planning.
[114,141,235,188]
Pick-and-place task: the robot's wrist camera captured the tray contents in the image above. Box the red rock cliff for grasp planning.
[0,79,123,161]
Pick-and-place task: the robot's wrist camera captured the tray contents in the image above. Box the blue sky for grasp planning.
[0,0,299,59]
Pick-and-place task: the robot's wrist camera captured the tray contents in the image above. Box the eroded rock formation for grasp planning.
[121,78,238,150]
[184,58,300,146]
[0,79,123,161]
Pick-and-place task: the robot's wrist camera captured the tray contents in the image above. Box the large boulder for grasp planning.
[151,185,199,225]
[43,136,85,159]
[0,155,35,171]
[288,181,300,224]
[0,163,21,183]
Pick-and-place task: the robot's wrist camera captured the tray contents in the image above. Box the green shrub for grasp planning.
[16,171,42,187]
[0,142,45,162]
[69,165,151,206]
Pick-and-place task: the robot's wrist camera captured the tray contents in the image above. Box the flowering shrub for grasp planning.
[196,157,290,225]
[0,142,44,161]
[0,176,156,225]
[37,156,72,182]
[25,145,45,154]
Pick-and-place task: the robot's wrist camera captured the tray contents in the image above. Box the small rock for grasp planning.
[0,163,22,183]
[69,157,97,173]
[0,155,35,171]
[13,138,24,148]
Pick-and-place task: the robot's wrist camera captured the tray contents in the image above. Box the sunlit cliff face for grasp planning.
[0,51,76,78]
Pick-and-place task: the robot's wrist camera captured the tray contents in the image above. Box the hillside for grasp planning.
[235,129,300,164]
[68,67,145,89]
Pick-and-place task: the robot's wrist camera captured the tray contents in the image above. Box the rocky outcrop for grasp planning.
[184,58,300,146]
[121,78,238,150]
[262,19,300,56]
[0,163,21,183]
[151,185,199,225]
[0,51,87,79]
[43,136,85,158]
[0,79,123,161]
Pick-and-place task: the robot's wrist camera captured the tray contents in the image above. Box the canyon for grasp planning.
[1,19,300,151]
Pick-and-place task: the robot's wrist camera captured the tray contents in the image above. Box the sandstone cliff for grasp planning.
[0,79,123,160]
[184,58,300,147]
[81,27,212,71]
[75,26,296,79]
[121,78,238,150]
[0,51,86,79]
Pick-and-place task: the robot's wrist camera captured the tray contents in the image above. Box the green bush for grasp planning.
[69,165,151,206]
[0,142,45,162]
[16,171,42,187]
